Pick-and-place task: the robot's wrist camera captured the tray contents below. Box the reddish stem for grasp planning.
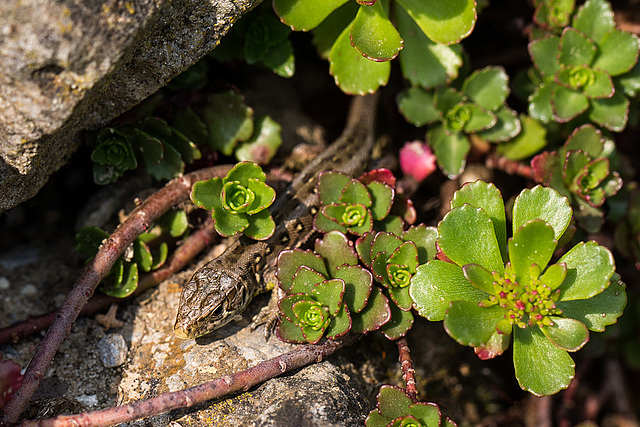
[396,337,418,403]
[0,166,231,426]
[486,154,535,180]
[19,334,361,427]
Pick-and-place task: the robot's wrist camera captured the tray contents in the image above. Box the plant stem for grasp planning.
[0,166,231,426]
[0,218,216,345]
[18,334,361,427]
[396,337,418,403]
[485,154,535,180]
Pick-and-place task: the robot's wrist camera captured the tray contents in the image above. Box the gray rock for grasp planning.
[0,0,258,212]
[97,333,128,368]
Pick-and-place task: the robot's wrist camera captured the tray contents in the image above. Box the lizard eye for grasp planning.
[210,304,224,319]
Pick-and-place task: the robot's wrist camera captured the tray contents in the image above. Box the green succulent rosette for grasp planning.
[410,181,626,396]
[398,66,521,178]
[191,162,276,240]
[276,231,392,342]
[531,124,623,233]
[91,128,138,185]
[314,169,403,237]
[365,385,457,427]
[527,0,640,131]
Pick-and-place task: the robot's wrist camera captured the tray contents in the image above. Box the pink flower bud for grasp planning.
[399,141,437,182]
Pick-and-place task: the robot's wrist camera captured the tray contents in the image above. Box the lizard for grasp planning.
[174,93,379,339]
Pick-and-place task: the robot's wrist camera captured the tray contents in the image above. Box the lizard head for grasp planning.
[174,267,251,339]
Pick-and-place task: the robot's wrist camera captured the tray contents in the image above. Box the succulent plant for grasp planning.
[410,181,626,395]
[273,0,474,94]
[191,162,276,240]
[365,385,457,427]
[398,66,521,178]
[276,231,391,343]
[314,169,404,236]
[531,124,623,233]
[90,128,138,185]
[527,0,640,131]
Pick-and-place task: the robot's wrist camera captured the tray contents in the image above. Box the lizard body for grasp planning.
[174,93,378,339]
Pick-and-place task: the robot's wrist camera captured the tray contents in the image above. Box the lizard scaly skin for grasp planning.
[174,93,378,339]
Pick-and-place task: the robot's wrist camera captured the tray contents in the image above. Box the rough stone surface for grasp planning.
[97,333,128,368]
[0,0,258,212]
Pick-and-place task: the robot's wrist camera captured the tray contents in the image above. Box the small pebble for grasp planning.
[97,334,128,368]
[21,283,38,296]
[0,276,10,290]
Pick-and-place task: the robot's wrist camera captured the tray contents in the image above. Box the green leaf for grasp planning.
[513,326,575,396]
[366,181,394,221]
[509,220,557,281]
[277,249,329,292]
[462,66,510,111]
[396,5,462,88]
[325,305,352,339]
[102,262,139,298]
[389,241,418,272]
[203,90,254,156]
[402,225,438,264]
[311,1,359,59]
[191,177,223,211]
[370,232,403,261]
[476,107,521,143]
[444,301,505,347]
[350,1,403,61]
[274,0,349,31]
[408,402,442,426]
[540,263,567,290]
[262,39,296,78]
[157,210,189,237]
[461,104,497,133]
[133,239,153,272]
[512,185,572,241]
[212,207,249,237]
[245,180,276,214]
[279,293,309,323]
[556,273,626,331]
[571,0,615,43]
[355,232,376,266]
[438,204,505,274]
[168,127,201,164]
[277,316,307,343]
[380,301,414,340]
[462,263,495,294]
[558,28,596,67]
[150,242,168,270]
[616,62,640,97]
[589,90,630,132]
[528,83,555,123]
[312,279,345,316]
[291,266,326,294]
[244,209,276,240]
[376,385,412,420]
[334,264,373,313]
[340,179,372,206]
[351,287,391,333]
[329,22,391,94]
[397,87,440,126]
[395,0,477,45]
[565,124,604,155]
[410,260,487,321]
[551,86,590,122]
[592,30,640,76]
[434,87,465,113]
[557,241,615,301]
[318,171,351,204]
[235,116,283,165]
[496,114,546,160]
[529,36,561,77]
[172,107,208,147]
[226,161,267,185]
[428,125,470,179]
[540,317,589,351]
[451,180,507,262]
[315,230,359,272]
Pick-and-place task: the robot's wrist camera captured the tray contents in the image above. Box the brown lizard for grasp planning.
[174,93,379,339]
